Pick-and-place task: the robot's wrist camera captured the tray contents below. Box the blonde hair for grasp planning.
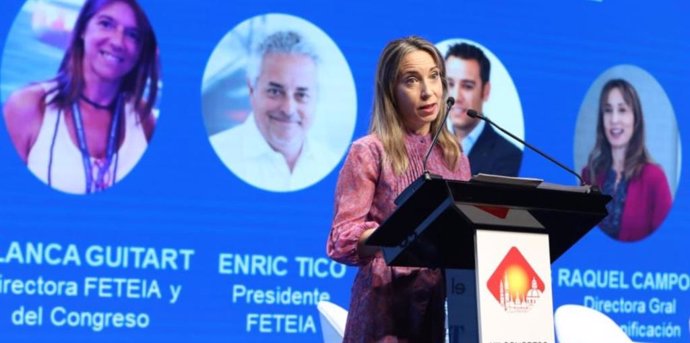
[369,36,459,175]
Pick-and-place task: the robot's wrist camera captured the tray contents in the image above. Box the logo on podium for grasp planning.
[486,246,545,312]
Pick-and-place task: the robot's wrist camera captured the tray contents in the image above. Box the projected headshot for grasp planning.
[1,0,160,195]
[436,39,524,177]
[202,14,356,193]
[574,65,680,242]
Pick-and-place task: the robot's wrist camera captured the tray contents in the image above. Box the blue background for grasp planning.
[0,0,688,342]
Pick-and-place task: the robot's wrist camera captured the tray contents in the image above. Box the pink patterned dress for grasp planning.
[327,132,471,343]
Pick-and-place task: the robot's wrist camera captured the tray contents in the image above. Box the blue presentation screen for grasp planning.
[0,0,688,342]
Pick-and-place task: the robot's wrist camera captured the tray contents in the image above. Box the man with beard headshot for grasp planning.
[445,42,522,176]
[210,30,338,192]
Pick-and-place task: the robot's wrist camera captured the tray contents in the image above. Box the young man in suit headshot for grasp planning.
[445,42,522,176]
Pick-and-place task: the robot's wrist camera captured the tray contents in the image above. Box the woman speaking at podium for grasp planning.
[327,36,471,342]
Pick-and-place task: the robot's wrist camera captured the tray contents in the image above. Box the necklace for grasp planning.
[80,94,115,110]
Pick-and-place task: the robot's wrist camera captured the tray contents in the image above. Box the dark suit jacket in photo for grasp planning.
[467,124,523,176]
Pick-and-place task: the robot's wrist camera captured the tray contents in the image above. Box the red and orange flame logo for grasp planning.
[487,247,545,312]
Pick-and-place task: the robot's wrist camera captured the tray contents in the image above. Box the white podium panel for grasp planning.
[475,230,555,343]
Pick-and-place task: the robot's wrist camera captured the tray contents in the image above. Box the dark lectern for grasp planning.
[366,174,610,343]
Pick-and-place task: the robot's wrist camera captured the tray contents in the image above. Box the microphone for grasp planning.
[466,109,588,187]
[422,97,455,176]
[395,97,455,205]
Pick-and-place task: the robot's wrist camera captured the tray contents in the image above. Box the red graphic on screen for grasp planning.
[486,247,545,312]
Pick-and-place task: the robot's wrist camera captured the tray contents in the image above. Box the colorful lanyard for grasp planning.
[71,95,123,194]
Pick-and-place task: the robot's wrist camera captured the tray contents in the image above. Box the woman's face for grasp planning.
[602,87,635,150]
[82,1,142,82]
[395,50,443,135]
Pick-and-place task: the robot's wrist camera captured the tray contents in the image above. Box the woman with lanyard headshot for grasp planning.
[3,0,159,194]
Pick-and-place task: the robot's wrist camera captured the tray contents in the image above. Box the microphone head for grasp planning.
[467,109,481,118]
[446,97,455,108]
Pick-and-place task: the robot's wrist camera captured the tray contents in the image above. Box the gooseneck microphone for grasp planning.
[395,97,454,205]
[466,109,587,186]
[422,97,455,176]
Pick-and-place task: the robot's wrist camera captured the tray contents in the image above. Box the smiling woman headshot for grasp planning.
[2,0,159,195]
[581,79,672,242]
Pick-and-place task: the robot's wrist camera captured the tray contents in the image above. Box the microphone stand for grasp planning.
[422,97,456,177]
[396,97,455,205]
[466,109,589,188]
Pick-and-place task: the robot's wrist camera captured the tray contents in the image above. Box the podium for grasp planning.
[366,174,611,343]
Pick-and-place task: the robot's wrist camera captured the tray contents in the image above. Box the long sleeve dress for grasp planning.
[327,132,471,343]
